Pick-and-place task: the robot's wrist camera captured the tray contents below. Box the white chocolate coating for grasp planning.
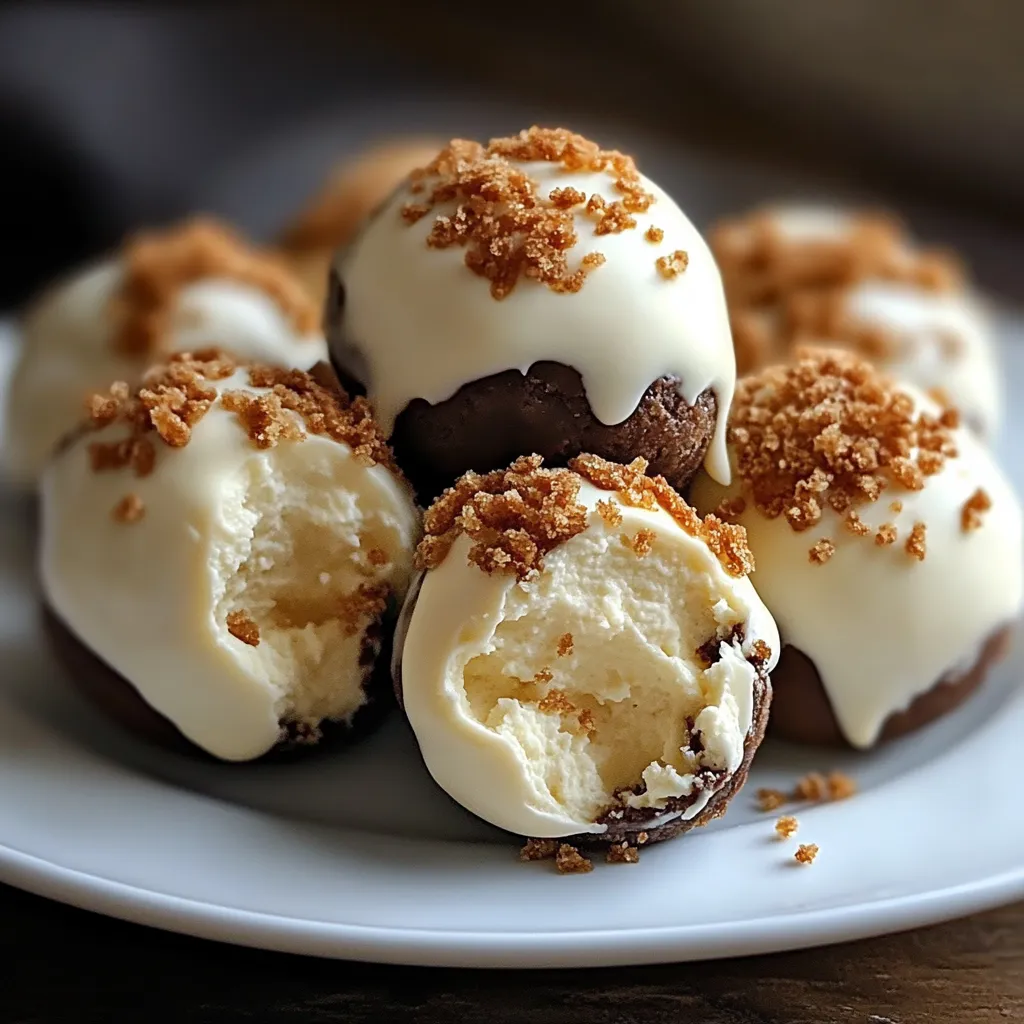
[400,481,778,838]
[3,260,327,488]
[41,367,419,761]
[692,390,1022,748]
[333,160,736,483]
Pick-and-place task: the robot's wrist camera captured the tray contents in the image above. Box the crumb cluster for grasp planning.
[794,843,819,865]
[757,770,857,812]
[226,610,261,647]
[606,842,640,864]
[556,632,574,657]
[710,209,965,373]
[519,839,594,874]
[112,218,318,355]
[729,349,960,561]
[961,488,992,532]
[775,815,799,839]
[401,127,662,299]
[655,250,689,279]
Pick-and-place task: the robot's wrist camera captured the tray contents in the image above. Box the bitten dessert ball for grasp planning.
[328,127,736,500]
[41,352,419,762]
[395,454,778,844]
[3,218,327,488]
[278,137,444,309]
[692,349,1022,749]
[710,204,1001,439]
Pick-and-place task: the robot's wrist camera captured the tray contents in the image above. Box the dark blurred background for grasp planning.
[1,1,1021,309]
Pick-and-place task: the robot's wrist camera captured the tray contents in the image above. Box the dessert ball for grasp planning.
[396,454,778,844]
[692,348,1022,749]
[328,127,736,500]
[278,137,444,309]
[710,204,1001,439]
[40,352,419,761]
[3,218,326,489]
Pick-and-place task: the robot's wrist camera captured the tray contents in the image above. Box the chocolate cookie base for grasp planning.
[42,604,396,764]
[768,626,1012,748]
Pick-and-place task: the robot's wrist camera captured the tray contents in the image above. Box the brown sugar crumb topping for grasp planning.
[112,218,318,355]
[655,250,689,279]
[775,815,799,840]
[537,690,576,715]
[793,772,828,802]
[519,839,559,862]
[890,500,903,513]
[417,455,589,580]
[596,498,623,527]
[844,510,870,537]
[221,390,305,449]
[758,771,856,811]
[875,523,898,546]
[962,488,992,532]
[794,843,819,865]
[404,127,653,299]
[226,610,260,647]
[645,225,664,243]
[825,771,858,801]
[627,528,656,557]
[571,454,755,577]
[557,632,574,657]
[757,788,788,812]
[112,493,145,524]
[606,842,640,865]
[905,522,927,561]
[730,349,958,559]
[555,843,594,875]
[337,583,390,638]
[809,539,835,565]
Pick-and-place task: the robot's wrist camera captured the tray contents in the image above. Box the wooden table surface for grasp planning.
[2,884,1020,1023]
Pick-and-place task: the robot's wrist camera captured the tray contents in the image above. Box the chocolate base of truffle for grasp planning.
[334,356,718,502]
[768,627,1012,748]
[42,604,396,763]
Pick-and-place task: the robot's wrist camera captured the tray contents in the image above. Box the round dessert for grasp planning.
[278,137,444,309]
[710,204,1001,440]
[328,126,736,500]
[692,348,1023,749]
[40,352,419,762]
[395,454,778,844]
[3,218,327,489]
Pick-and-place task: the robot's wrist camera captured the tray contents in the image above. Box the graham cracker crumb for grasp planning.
[520,839,559,862]
[405,128,649,299]
[537,690,576,715]
[112,218,317,355]
[221,390,305,449]
[751,639,773,665]
[636,832,649,845]
[757,788,788,812]
[571,453,755,577]
[775,815,799,840]
[905,522,927,561]
[226,610,260,647]
[577,708,595,734]
[112,493,145,524]
[557,632,574,657]
[795,843,819,865]
[628,528,656,557]
[336,583,390,638]
[961,488,992,533]
[655,249,689,279]
[875,523,898,546]
[809,539,836,564]
[844,510,871,537]
[793,772,828,802]
[826,771,858,801]
[596,498,623,527]
[890,500,903,513]
[555,843,594,875]
[645,225,664,243]
[729,349,957,559]
[607,842,640,864]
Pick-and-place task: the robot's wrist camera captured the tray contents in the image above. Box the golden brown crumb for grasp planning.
[793,772,828,802]
[809,539,836,565]
[750,638,773,665]
[628,528,656,557]
[844,510,871,537]
[226,610,260,647]
[962,488,992,533]
[775,815,799,840]
[905,521,927,561]
[533,667,554,685]
[713,496,747,521]
[548,186,587,209]
[367,548,390,567]
[730,350,957,558]
[606,842,640,864]
[875,523,898,546]
[596,498,623,527]
[112,493,145,524]
[571,454,755,577]
[645,225,664,243]
[826,771,858,801]
[555,843,594,874]
[519,838,559,862]
[112,219,317,355]
[557,632,574,657]
[537,690,576,715]
[221,390,305,449]
[636,832,649,845]
[655,249,689,279]
[336,583,390,638]
[576,708,595,734]
[757,788,788,812]
[890,500,903,513]
[794,843,819,865]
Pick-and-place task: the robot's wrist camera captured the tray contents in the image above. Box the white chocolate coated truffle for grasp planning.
[4,247,327,488]
[332,131,736,484]
[41,358,418,761]
[400,469,778,839]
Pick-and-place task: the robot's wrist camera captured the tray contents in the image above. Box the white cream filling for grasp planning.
[401,483,779,837]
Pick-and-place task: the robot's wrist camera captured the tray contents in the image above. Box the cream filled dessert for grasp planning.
[396,454,778,843]
[328,127,736,499]
[278,137,444,309]
[692,348,1022,749]
[710,204,1001,439]
[41,352,419,761]
[4,219,327,488]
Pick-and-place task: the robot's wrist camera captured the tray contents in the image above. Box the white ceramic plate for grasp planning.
[1,309,1023,968]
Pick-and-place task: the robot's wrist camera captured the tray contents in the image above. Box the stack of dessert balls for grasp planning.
[7,127,1020,855]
